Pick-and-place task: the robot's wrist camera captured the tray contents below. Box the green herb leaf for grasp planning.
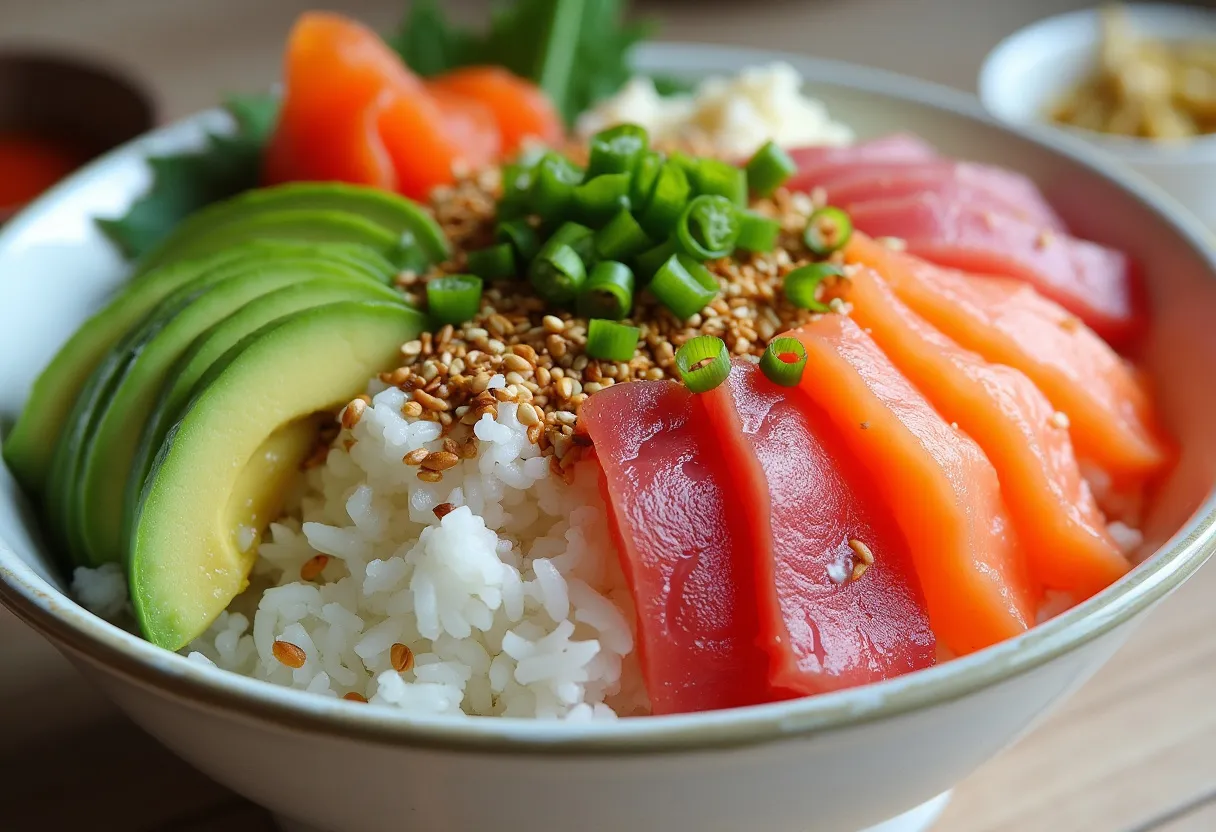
[96,93,280,260]
[387,0,476,76]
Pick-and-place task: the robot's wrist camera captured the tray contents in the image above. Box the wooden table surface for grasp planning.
[1,1,1213,830]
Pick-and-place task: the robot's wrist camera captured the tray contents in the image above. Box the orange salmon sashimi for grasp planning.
[833,268,1130,599]
[845,233,1171,488]
[426,66,564,156]
[789,315,1035,655]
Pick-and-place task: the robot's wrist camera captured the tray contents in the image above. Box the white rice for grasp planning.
[182,375,647,719]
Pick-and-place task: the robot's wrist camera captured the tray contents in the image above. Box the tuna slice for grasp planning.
[699,362,936,693]
[580,379,772,715]
[788,315,1035,655]
[835,268,1130,598]
[817,161,1067,231]
[786,134,939,192]
[845,233,1170,486]
[846,193,1141,345]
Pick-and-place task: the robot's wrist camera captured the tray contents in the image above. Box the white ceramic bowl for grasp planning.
[979,4,1216,227]
[3,43,1216,832]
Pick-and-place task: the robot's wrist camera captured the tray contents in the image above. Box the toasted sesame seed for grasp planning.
[272,640,307,669]
[390,642,415,673]
[543,315,566,333]
[412,390,449,411]
[417,469,443,483]
[503,353,532,373]
[851,562,870,581]
[458,437,479,459]
[517,403,541,426]
[848,538,875,565]
[343,692,368,703]
[403,448,429,466]
[401,401,424,418]
[340,398,367,430]
[433,502,455,520]
[299,554,329,582]
[1051,411,1071,429]
[422,451,460,471]
[401,340,423,357]
[860,421,870,430]
[527,422,543,444]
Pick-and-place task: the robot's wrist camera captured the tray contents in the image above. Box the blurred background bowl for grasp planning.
[979,3,1216,227]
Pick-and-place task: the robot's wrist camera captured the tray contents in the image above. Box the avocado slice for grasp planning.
[137,183,450,273]
[3,240,396,499]
[123,276,410,541]
[133,209,420,274]
[72,261,394,566]
[130,301,425,650]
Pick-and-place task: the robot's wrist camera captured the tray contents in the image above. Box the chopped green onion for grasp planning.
[427,274,483,325]
[586,318,641,361]
[629,151,665,213]
[529,152,583,221]
[692,158,748,207]
[803,206,854,256]
[594,209,653,262]
[675,335,730,393]
[784,263,845,312]
[573,173,632,227]
[529,242,587,306]
[587,124,649,178]
[497,162,538,219]
[633,238,678,281]
[675,195,740,260]
[465,243,517,280]
[637,161,691,238]
[735,211,782,252]
[391,237,430,274]
[547,221,597,265]
[745,141,797,198]
[650,254,719,319]
[496,218,540,262]
[668,151,702,183]
[759,336,808,387]
[577,260,635,320]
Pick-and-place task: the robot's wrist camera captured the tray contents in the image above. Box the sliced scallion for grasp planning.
[693,158,748,207]
[650,254,719,320]
[803,206,854,256]
[675,195,740,260]
[529,152,584,221]
[497,161,538,219]
[784,263,845,312]
[759,336,808,387]
[547,221,597,265]
[636,161,690,238]
[675,335,730,393]
[594,209,653,262]
[427,274,483,325]
[572,173,632,227]
[629,151,665,213]
[633,238,678,281]
[586,318,641,361]
[745,141,797,198]
[577,261,635,320]
[587,124,649,178]
[735,211,782,252]
[496,218,541,262]
[529,242,586,305]
[465,243,517,280]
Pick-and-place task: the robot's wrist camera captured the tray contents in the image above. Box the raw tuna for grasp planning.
[845,233,1170,486]
[834,268,1130,598]
[846,193,1141,344]
[788,315,1035,655]
[786,134,939,192]
[700,362,935,693]
[580,380,772,715]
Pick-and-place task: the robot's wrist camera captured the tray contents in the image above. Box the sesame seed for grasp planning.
[401,401,424,418]
[417,469,443,483]
[860,421,870,430]
[299,554,329,582]
[850,562,870,581]
[390,642,415,673]
[543,315,566,333]
[412,390,449,411]
[272,640,307,669]
[343,692,368,703]
[340,398,367,430]
[403,448,429,466]
[848,538,875,565]
[433,502,455,520]
[1051,411,1071,429]
[422,451,460,471]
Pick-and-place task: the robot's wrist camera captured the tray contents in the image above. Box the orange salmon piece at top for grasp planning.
[426,66,565,156]
[788,315,1035,655]
[844,233,1171,487]
[832,268,1130,599]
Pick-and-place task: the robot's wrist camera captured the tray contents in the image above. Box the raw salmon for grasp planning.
[833,268,1130,598]
[581,379,772,714]
[845,233,1169,486]
[426,66,564,156]
[700,362,935,693]
[788,315,1035,655]
[846,193,1141,344]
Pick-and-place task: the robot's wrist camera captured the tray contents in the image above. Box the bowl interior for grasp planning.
[1,44,1216,749]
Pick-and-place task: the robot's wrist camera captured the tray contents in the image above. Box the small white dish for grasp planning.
[979,4,1216,227]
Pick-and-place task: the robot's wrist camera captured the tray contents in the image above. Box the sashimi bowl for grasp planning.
[3,40,1216,832]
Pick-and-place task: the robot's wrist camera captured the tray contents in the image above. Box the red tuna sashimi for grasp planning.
[580,379,772,715]
[818,161,1067,231]
[789,315,1036,655]
[700,362,935,693]
[786,134,938,192]
[847,193,1142,345]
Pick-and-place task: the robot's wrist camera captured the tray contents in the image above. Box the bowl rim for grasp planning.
[977,3,1216,162]
[2,40,1215,756]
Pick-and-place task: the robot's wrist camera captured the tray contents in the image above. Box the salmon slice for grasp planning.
[788,315,1035,655]
[581,380,772,714]
[845,233,1170,486]
[818,161,1067,231]
[426,66,564,156]
[833,268,1130,598]
[846,193,1142,345]
[700,362,935,693]
[786,134,938,192]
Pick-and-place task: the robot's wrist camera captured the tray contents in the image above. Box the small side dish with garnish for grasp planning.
[2,2,1174,720]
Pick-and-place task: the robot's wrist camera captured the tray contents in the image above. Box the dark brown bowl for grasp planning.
[0,51,155,220]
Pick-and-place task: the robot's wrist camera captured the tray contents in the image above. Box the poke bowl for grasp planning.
[2,8,1216,832]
